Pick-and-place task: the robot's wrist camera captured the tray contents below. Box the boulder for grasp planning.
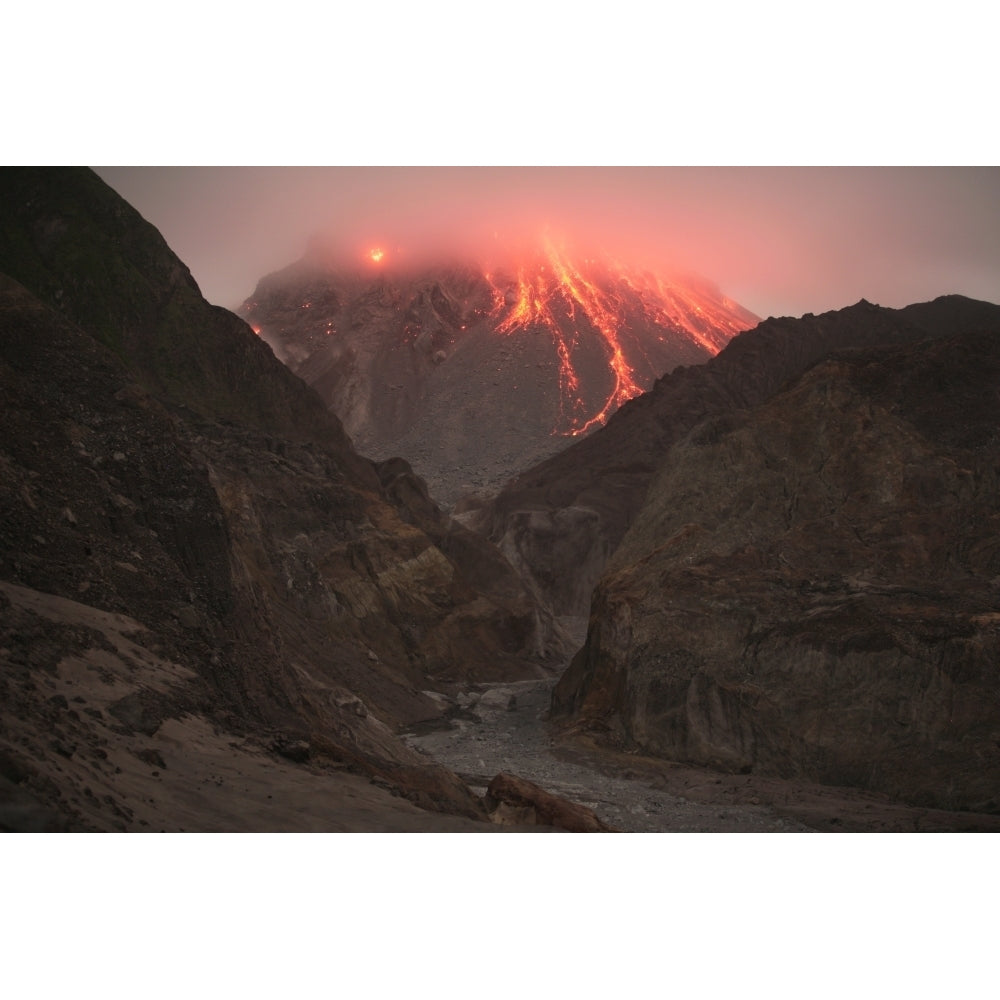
[484,772,616,831]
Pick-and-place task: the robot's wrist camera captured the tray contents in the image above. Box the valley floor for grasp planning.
[404,678,1000,833]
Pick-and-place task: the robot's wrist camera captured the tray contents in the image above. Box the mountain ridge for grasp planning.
[478,294,1000,616]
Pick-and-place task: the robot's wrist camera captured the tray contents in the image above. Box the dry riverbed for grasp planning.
[404,678,1000,833]
[404,679,812,832]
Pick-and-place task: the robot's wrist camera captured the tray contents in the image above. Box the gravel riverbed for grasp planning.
[403,678,814,832]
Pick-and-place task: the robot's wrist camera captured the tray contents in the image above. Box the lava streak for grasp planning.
[542,240,645,433]
[487,256,594,432]
[484,237,750,435]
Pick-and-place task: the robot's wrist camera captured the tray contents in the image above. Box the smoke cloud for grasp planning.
[94,166,1000,319]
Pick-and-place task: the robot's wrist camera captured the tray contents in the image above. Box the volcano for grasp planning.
[240,238,758,504]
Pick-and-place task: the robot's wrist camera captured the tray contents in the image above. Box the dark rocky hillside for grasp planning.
[0,168,569,831]
[480,296,1000,617]
[553,327,1000,811]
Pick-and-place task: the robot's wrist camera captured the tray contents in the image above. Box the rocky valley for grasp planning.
[2,167,998,832]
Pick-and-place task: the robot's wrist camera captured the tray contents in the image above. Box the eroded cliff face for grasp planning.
[554,330,1000,811]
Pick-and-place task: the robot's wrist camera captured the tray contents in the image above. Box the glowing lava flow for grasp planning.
[483,238,751,435]
[486,258,592,431]
[612,262,750,353]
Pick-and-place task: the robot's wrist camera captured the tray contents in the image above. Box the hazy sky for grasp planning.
[93,167,999,321]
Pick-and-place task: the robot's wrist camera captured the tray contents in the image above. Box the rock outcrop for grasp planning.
[553,328,1000,811]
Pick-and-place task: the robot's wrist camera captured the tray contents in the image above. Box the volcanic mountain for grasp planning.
[240,239,758,505]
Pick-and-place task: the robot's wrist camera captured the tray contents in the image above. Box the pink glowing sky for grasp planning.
[93,167,1000,322]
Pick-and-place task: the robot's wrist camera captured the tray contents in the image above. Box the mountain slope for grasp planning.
[0,167,345,446]
[0,168,567,831]
[552,326,1000,810]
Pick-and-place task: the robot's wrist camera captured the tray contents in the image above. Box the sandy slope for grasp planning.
[0,580,496,832]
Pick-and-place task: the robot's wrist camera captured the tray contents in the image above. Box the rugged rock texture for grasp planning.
[482,296,1000,616]
[240,248,755,504]
[553,329,1000,812]
[0,168,566,831]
